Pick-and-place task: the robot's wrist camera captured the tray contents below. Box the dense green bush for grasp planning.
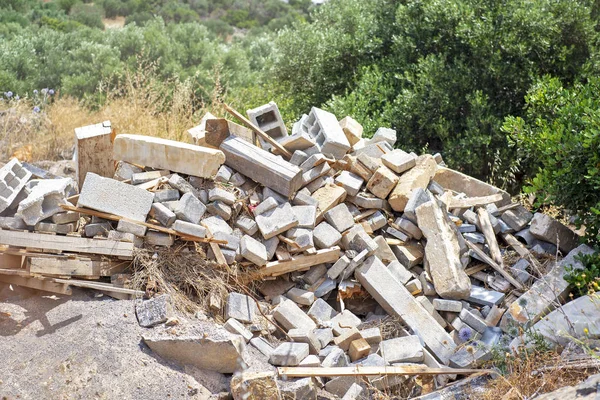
[503,77,600,247]
[69,3,105,29]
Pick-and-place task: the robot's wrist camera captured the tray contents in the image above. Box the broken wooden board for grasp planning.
[252,247,341,279]
[205,118,255,148]
[465,241,524,290]
[75,120,115,190]
[0,268,30,276]
[0,230,134,258]
[219,136,302,198]
[0,253,24,269]
[448,193,503,209]
[29,257,129,277]
[477,208,503,266]
[0,275,72,295]
[53,278,144,296]
[277,366,489,378]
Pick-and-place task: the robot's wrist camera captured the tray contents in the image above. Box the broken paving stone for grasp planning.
[269,342,310,366]
[327,255,351,280]
[235,216,258,235]
[225,292,257,323]
[380,335,424,364]
[273,300,317,331]
[172,220,206,238]
[240,235,268,266]
[433,299,463,313]
[207,201,232,220]
[381,149,416,174]
[224,318,253,342]
[208,187,236,206]
[292,205,317,229]
[254,197,278,216]
[324,203,355,232]
[366,211,387,232]
[202,215,233,235]
[314,328,334,348]
[459,308,488,334]
[366,166,398,199]
[150,203,176,227]
[136,294,171,328]
[286,287,315,306]
[529,212,579,253]
[174,192,206,224]
[500,206,533,231]
[313,222,342,249]
[278,377,317,400]
[288,328,322,354]
[403,188,433,224]
[322,346,350,368]
[389,155,437,212]
[214,165,233,183]
[302,264,328,285]
[335,171,364,197]
[308,298,338,322]
[250,336,275,358]
[331,309,362,336]
[392,241,424,268]
[255,202,299,240]
[153,189,180,203]
[416,200,471,300]
[230,371,281,400]
[312,183,347,221]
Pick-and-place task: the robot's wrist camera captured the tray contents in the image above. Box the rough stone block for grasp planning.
[136,294,170,327]
[51,211,80,224]
[269,342,309,366]
[153,189,180,203]
[145,231,174,246]
[380,335,424,364]
[225,292,257,323]
[240,235,268,266]
[255,202,298,239]
[273,300,317,332]
[308,298,338,322]
[331,309,362,336]
[367,166,398,199]
[168,174,201,198]
[349,338,371,362]
[174,193,206,224]
[114,134,225,178]
[433,299,463,313]
[287,287,315,306]
[292,205,317,229]
[324,203,355,233]
[389,155,437,212]
[151,202,176,227]
[382,149,416,174]
[339,116,363,146]
[529,212,579,253]
[288,328,321,354]
[501,206,533,231]
[235,216,258,235]
[333,327,362,351]
[84,222,112,237]
[359,328,382,345]
[78,173,154,222]
[369,127,396,147]
[113,160,142,181]
[403,188,433,223]
[313,222,342,249]
[224,318,253,342]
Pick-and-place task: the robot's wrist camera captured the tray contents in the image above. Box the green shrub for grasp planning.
[565,252,600,296]
[503,76,600,247]
[70,3,105,29]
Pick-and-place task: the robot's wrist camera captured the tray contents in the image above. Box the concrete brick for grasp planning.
[250,337,274,358]
[324,203,354,233]
[207,201,232,220]
[367,166,399,199]
[529,212,579,253]
[403,188,433,223]
[136,294,170,327]
[214,165,233,183]
[107,230,142,246]
[366,211,387,232]
[229,172,246,187]
[247,101,288,146]
[202,215,233,235]
[290,150,309,166]
[18,178,75,226]
[349,338,371,362]
[306,107,351,159]
[382,149,416,174]
[273,300,316,331]
[131,170,169,185]
[35,221,77,235]
[288,328,321,354]
[84,222,112,237]
[113,134,225,178]
[172,220,206,238]
[153,189,180,203]
[369,127,396,147]
[307,298,338,322]
[380,335,423,363]
[51,211,80,224]
[240,235,268,266]
[334,171,364,197]
[433,299,463,313]
[331,309,362,336]
[286,287,315,306]
[208,187,236,206]
[225,292,256,323]
[292,205,317,229]
[292,191,319,207]
[224,318,253,342]
[117,219,147,236]
[395,217,422,240]
[78,173,154,222]
[235,216,258,235]
[150,203,176,227]
[269,342,309,366]
[0,216,27,230]
[387,260,413,285]
[328,255,351,280]
[174,193,206,224]
[145,231,174,246]
[255,202,298,239]
[347,193,386,209]
[313,222,342,249]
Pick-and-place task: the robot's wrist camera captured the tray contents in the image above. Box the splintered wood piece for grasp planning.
[500,233,529,258]
[275,247,292,261]
[222,103,292,159]
[277,366,490,378]
[465,241,523,290]
[61,205,226,245]
[200,223,228,267]
[477,208,503,266]
[0,275,72,295]
[448,193,504,209]
[53,278,144,296]
[0,230,133,258]
[29,257,130,277]
[354,209,378,222]
[253,247,341,279]
[0,268,30,276]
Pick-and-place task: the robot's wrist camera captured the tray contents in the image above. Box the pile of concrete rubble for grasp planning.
[0,102,597,399]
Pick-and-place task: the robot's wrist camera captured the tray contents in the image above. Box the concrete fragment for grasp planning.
[250,337,275,358]
[314,278,336,298]
[359,328,382,345]
[347,193,386,209]
[333,327,362,351]
[230,371,281,400]
[529,212,579,253]
[356,256,456,364]
[366,166,398,199]
[17,178,74,225]
[274,300,317,331]
[324,203,354,233]
[35,221,77,235]
[460,308,488,333]
[416,296,447,328]
[369,127,396,147]
[339,116,363,146]
[292,205,317,229]
[114,134,224,178]
[288,329,321,354]
[303,264,328,285]
[305,107,350,159]
[75,121,113,190]
[168,174,200,198]
[51,211,80,224]
[366,211,387,232]
[287,287,315,306]
[235,216,258,236]
[270,342,309,366]
[173,192,206,224]
[208,187,236,206]
[449,344,492,368]
[153,189,180,203]
[172,220,206,238]
[501,206,533,231]
[382,149,416,174]
[328,255,351,280]
[380,335,424,363]
[84,222,112,237]
[214,165,233,183]
[292,191,319,207]
[299,354,321,367]
[312,184,347,221]
[335,171,364,197]
[150,203,176,227]
[349,338,371,362]
[313,222,342,249]
[224,318,253,342]
[207,200,232,220]
[434,166,510,206]
[131,170,169,185]
[308,298,338,322]
[433,299,462,313]
[145,231,174,246]
[342,383,364,400]
[0,216,27,230]
[468,285,505,307]
[396,217,422,240]
[255,202,298,239]
[117,219,147,236]
[78,173,153,222]
[225,293,257,323]
[113,160,142,181]
[290,150,309,166]
[389,155,437,212]
[136,295,171,328]
[240,235,268,266]
[388,260,413,285]
[404,188,433,223]
[331,310,362,336]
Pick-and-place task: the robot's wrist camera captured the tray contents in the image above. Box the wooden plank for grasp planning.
[255,247,341,278]
[75,120,115,190]
[0,253,24,269]
[135,176,170,190]
[277,366,488,378]
[477,208,503,266]
[29,257,129,277]
[53,278,144,296]
[500,233,529,258]
[205,118,254,148]
[0,275,72,295]
[465,241,524,290]
[223,103,292,159]
[219,136,302,198]
[0,268,30,276]
[200,223,228,267]
[61,205,226,245]
[448,193,503,209]
[497,203,521,213]
[0,230,134,258]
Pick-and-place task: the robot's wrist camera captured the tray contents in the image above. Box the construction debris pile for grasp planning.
[0,102,596,399]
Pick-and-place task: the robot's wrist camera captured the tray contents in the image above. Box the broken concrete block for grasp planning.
[270,342,309,366]
[369,127,396,147]
[78,173,153,222]
[404,188,433,223]
[380,335,424,363]
[290,150,309,166]
[235,216,258,236]
[324,203,355,233]
[395,217,422,240]
[255,202,298,239]
[0,216,27,230]
[529,212,579,253]
[331,309,362,336]
[314,278,336,298]
[501,206,533,231]
[366,211,388,232]
[240,235,268,266]
[349,338,371,362]
[357,256,456,364]
[250,336,275,358]
[312,183,347,222]
[142,327,245,373]
[287,287,315,306]
[346,192,385,210]
[391,241,424,268]
[230,371,281,400]
[136,294,171,327]
[389,155,437,212]
[150,203,176,227]
[305,107,351,159]
[247,101,288,144]
[208,187,236,206]
[214,165,233,184]
[17,178,74,225]
[434,166,510,205]
[114,134,224,178]
[354,141,392,158]
[107,230,142,246]
[328,255,351,280]
[254,197,278,216]
[224,318,253,342]
[84,222,112,237]
[308,298,338,322]
[225,292,257,323]
[171,193,205,225]
[302,162,331,186]
[314,329,334,349]
[288,329,321,354]
[303,264,328,285]
[75,121,113,190]
[416,200,471,300]
[117,219,147,236]
[460,308,488,334]
[342,383,364,400]
[131,170,169,185]
[335,171,364,197]
[381,149,416,174]
[299,354,321,367]
[113,160,142,181]
[207,201,232,220]
[220,136,302,198]
[359,328,382,345]
[145,231,174,246]
[433,299,463,313]
[35,221,77,235]
[273,300,317,331]
[366,166,399,199]
[388,260,413,285]
[153,189,180,203]
[292,205,317,229]
[339,116,363,146]
[313,222,342,249]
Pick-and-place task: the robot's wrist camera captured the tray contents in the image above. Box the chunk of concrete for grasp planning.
[225,292,257,323]
[416,200,471,300]
[270,342,309,366]
[313,222,342,249]
[308,298,338,322]
[224,318,253,342]
[150,203,176,227]
[17,178,75,225]
[240,235,268,266]
[173,192,206,224]
[433,299,462,313]
[288,328,321,354]
[292,205,317,229]
[235,216,258,236]
[287,287,315,306]
[389,155,437,212]
[273,300,317,331]
[380,335,424,363]
[331,309,362,336]
[529,212,579,253]
[369,127,396,147]
[255,202,299,239]
[434,166,510,206]
[0,158,32,213]
[172,220,206,238]
[114,134,225,178]
[382,149,417,174]
[367,166,398,199]
[117,219,147,236]
[78,173,154,222]
[468,285,505,307]
[230,371,281,400]
[136,294,171,327]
